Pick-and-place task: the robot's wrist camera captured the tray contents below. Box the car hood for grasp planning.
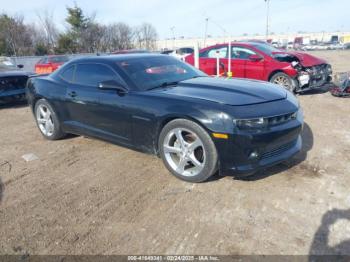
[272,51,327,67]
[156,77,287,106]
[0,70,32,77]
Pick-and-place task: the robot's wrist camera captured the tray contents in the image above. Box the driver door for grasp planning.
[65,63,132,143]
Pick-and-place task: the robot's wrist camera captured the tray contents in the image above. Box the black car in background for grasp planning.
[0,57,32,103]
[26,54,303,182]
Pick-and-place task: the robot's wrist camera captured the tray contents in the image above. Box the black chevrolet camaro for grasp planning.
[26,54,303,182]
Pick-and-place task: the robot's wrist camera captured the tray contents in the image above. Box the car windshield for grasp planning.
[250,42,281,56]
[49,56,69,63]
[0,58,17,71]
[116,56,206,90]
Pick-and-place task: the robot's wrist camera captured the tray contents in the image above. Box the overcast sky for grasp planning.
[1,0,349,39]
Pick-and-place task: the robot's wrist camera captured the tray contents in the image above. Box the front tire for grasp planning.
[159,119,218,182]
[34,99,65,140]
[270,72,295,92]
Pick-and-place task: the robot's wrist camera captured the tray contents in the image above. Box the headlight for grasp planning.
[235,117,267,129]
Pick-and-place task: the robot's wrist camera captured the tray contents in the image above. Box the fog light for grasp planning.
[249,151,259,159]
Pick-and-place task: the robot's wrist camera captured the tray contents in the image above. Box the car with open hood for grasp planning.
[0,57,32,102]
[185,41,332,93]
[26,54,303,182]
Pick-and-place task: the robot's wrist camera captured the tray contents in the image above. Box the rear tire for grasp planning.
[158,119,218,183]
[270,72,295,92]
[34,99,65,140]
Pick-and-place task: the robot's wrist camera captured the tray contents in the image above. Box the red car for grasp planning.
[185,41,332,92]
[35,55,70,74]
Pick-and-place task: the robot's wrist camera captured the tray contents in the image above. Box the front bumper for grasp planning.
[297,64,332,92]
[216,112,303,177]
[223,136,301,177]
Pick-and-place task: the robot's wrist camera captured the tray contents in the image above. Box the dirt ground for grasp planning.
[0,50,350,256]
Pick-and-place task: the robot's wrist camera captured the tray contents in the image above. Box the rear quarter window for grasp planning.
[60,66,75,82]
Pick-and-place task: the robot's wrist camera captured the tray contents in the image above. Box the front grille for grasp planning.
[261,140,297,160]
[266,112,297,126]
[0,76,28,93]
[309,64,329,73]
[306,64,331,88]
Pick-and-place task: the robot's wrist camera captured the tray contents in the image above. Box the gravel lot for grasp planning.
[0,50,350,255]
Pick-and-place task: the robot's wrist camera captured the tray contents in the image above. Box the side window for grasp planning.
[184,48,193,54]
[200,47,227,59]
[177,49,184,55]
[231,47,257,60]
[75,64,121,87]
[60,65,75,82]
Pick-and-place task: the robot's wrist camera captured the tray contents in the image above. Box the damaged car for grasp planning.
[0,57,32,102]
[185,41,333,93]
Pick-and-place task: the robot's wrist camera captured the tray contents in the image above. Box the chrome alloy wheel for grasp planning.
[163,128,206,177]
[36,104,54,136]
[272,75,293,91]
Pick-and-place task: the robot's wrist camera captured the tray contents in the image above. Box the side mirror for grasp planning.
[98,80,128,94]
[17,64,24,69]
[248,54,263,62]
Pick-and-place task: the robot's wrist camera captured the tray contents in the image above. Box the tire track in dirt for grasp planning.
[0,176,3,204]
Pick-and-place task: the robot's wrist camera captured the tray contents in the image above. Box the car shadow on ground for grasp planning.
[205,172,226,182]
[235,122,313,181]
[299,84,332,96]
[309,208,350,258]
[0,100,27,110]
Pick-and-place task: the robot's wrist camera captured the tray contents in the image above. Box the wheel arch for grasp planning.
[154,114,214,154]
[32,97,63,125]
[268,69,285,81]
[31,96,45,112]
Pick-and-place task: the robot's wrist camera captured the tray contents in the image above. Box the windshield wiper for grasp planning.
[147,81,179,91]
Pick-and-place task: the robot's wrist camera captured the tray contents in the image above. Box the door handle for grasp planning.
[68,91,77,98]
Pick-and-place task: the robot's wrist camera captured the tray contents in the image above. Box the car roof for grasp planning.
[202,41,256,49]
[222,41,268,46]
[112,49,149,54]
[68,54,166,64]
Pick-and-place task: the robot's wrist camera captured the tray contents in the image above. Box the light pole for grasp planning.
[265,0,270,41]
[204,17,209,47]
[170,26,175,49]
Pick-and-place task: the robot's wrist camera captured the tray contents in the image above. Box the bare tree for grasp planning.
[103,23,134,52]
[0,5,159,56]
[80,22,107,53]
[36,10,59,53]
[134,23,158,50]
[0,14,33,56]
